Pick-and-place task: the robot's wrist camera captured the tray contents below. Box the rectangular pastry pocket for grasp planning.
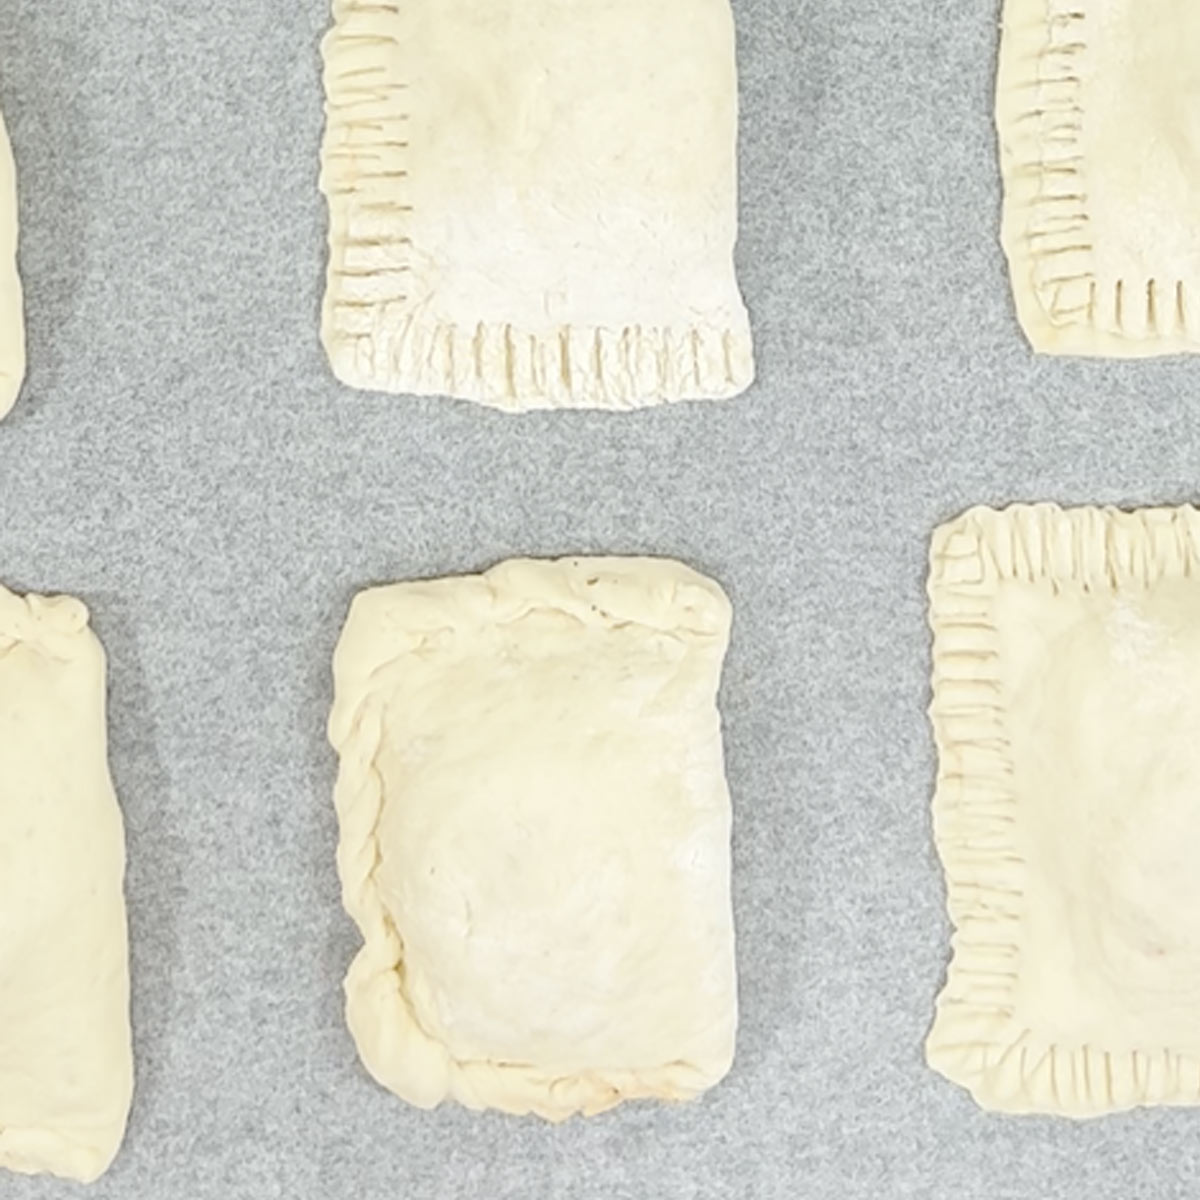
[329,557,738,1118]
[320,0,754,409]
[0,587,133,1181]
[928,505,1200,1117]
[998,0,1200,354]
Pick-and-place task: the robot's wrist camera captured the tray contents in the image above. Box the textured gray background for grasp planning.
[3,1,1200,1197]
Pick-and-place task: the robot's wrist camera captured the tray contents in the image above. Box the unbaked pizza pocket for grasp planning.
[328,557,738,1119]
[998,0,1200,355]
[319,0,754,409]
[927,504,1200,1116]
[0,586,132,1182]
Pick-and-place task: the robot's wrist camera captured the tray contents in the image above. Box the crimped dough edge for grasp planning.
[927,503,1200,1117]
[997,0,1200,356]
[328,557,734,1119]
[319,0,755,410]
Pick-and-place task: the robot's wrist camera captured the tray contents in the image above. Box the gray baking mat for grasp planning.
[3,1,1200,1198]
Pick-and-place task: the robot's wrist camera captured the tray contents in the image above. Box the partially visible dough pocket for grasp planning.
[0,586,133,1182]
[0,108,24,420]
[998,0,1200,355]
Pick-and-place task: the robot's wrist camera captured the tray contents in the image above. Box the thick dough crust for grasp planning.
[0,108,24,419]
[998,0,1200,355]
[319,0,754,410]
[0,586,132,1181]
[927,504,1200,1117]
[329,558,737,1119]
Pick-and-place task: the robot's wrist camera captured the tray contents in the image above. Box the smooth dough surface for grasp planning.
[997,0,1200,355]
[319,0,754,410]
[927,504,1200,1117]
[0,107,24,419]
[329,558,738,1119]
[0,586,132,1181]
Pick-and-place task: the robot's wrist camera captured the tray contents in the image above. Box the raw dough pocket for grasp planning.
[998,0,1200,354]
[928,505,1200,1117]
[329,558,738,1119]
[0,587,132,1180]
[319,0,754,410]
[0,108,23,419]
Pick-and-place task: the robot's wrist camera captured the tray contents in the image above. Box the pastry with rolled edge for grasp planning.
[329,557,738,1118]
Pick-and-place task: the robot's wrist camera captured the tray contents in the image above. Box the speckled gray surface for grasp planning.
[3,1,1200,1197]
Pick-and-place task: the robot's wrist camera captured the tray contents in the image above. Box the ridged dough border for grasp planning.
[927,503,1200,1116]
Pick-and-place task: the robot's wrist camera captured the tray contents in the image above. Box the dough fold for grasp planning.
[320,0,754,409]
[329,558,738,1118]
[0,586,132,1181]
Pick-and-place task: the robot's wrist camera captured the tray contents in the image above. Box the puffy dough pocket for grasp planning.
[0,586,132,1182]
[329,557,738,1119]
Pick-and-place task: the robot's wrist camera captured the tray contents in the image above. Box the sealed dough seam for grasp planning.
[319,0,753,409]
[998,0,1096,341]
[927,504,1200,1115]
[1027,2,1093,329]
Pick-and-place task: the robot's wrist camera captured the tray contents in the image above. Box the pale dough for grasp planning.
[328,557,738,1118]
[927,504,1200,1117]
[0,107,23,419]
[0,586,132,1180]
[998,0,1200,355]
[319,0,754,410]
